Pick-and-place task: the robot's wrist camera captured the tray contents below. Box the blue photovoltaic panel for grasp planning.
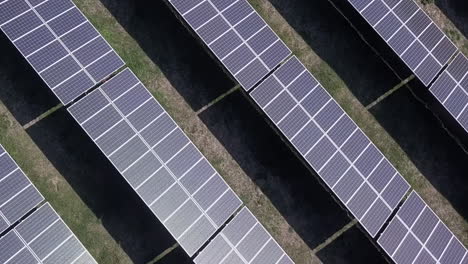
[194,207,295,264]
[168,0,291,91]
[347,0,457,85]
[250,56,410,237]
[0,144,44,234]
[0,203,97,264]
[430,53,468,133]
[68,68,242,256]
[378,191,468,264]
[0,0,124,104]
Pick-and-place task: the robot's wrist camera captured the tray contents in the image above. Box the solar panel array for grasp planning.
[378,191,468,264]
[430,53,468,133]
[194,207,294,264]
[250,56,411,237]
[0,203,97,264]
[168,0,291,90]
[0,0,124,104]
[347,0,457,85]
[68,68,243,256]
[0,145,44,234]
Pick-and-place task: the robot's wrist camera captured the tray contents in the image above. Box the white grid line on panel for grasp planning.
[76,78,240,255]
[163,197,191,223]
[27,218,61,245]
[13,230,43,264]
[177,157,204,181]
[250,237,272,263]
[37,54,70,73]
[148,181,178,207]
[145,126,179,149]
[176,212,205,240]
[84,49,113,68]
[107,134,138,157]
[11,23,44,42]
[134,165,165,191]
[93,119,126,141]
[251,57,410,236]
[0,9,31,28]
[181,0,207,16]
[0,184,32,209]
[124,97,153,118]
[41,234,74,262]
[169,0,291,91]
[191,172,217,197]
[355,0,457,85]
[24,0,97,84]
[0,167,19,184]
[58,20,88,38]
[135,111,167,133]
[44,6,75,23]
[70,35,101,55]
[120,149,152,174]
[70,250,86,264]
[164,142,192,165]
[16,203,98,264]
[3,245,27,264]
[205,188,230,213]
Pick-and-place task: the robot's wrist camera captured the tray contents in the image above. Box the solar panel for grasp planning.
[0,0,125,105]
[250,56,410,237]
[378,191,468,264]
[430,53,468,133]
[347,0,457,85]
[0,203,97,264]
[68,68,242,256]
[168,0,291,90]
[194,207,294,264]
[0,145,44,234]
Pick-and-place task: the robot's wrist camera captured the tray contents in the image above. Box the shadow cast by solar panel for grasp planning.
[24,109,191,264]
[99,0,235,112]
[316,225,387,263]
[0,33,59,126]
[435,0,468,40]
[198,91,358,250]
[266,0,411,106]
[368,81,468,222]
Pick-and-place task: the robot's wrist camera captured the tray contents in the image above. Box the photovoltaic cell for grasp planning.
[68,68,242,256]
[0,145,44,234]
[430,53,468,134]
[194,207,294,264]
[347,0,457,85]
[168,0,291,91]
[0,0,124,104]
[0,203,97,264]
[250,56,410,237]
[378,191,468,264]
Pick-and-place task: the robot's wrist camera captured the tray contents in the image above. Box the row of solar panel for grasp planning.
[0,145,44,234]
[347,0,457,85]
[168,0,291,90]
[68,68,244,256]
[0,0,294,260]
[167,0,468,262]
[0,203,97,264]
[194,207,294,264]
[0,0,124,104]
[250,56,411,237]
[430,53,468,133]
[378,191,468,264]
[0,145,97,263]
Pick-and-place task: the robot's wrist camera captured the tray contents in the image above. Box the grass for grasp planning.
[73,0,319,263]
[248,0,468,246]
[0,103,131,263]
